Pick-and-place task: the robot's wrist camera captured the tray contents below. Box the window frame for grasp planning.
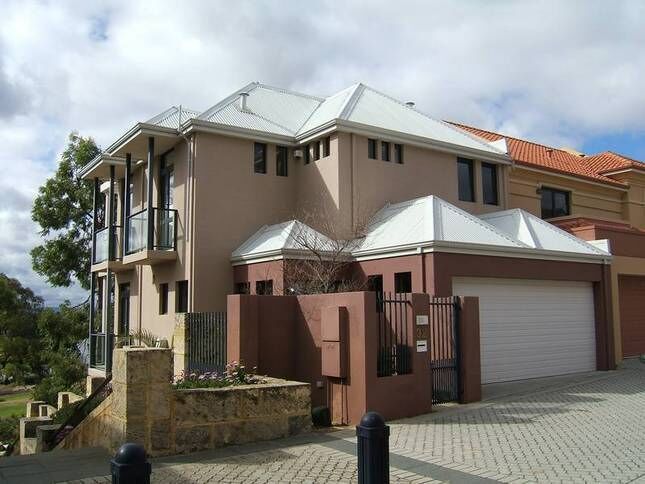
[276,146,288,177]
[540,187,571,219]
[176,280,188,313]
[234,282,250,295]
[304,143,310,164]
[256,280,273,296]
[394,144,404,164]
[457,157,475,202]
[394,272,412,294]
[481,162,499,205]
[253,142,267,174]
[313,140,320,161]
[381,141,391,161]
[368,138,377,159]
[322,137,330,157]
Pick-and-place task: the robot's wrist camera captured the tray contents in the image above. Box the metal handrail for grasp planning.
[46,373,113,449]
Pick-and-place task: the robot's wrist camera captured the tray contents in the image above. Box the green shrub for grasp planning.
[174,362,263,390]
[0,416,19,444]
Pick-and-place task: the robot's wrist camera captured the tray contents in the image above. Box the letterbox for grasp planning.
[321,306,347,378]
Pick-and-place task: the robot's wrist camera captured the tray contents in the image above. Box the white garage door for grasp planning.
[452,277,596,384]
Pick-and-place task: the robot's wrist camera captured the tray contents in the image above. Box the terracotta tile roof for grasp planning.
[581,151,645,175]
[448,122,627,188]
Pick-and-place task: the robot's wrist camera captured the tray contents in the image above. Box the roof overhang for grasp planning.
[185,119,296,145]
[107,123,180,159]
[80,154,127,180]
[231,247,350,266]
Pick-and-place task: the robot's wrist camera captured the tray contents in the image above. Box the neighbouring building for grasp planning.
[82,81,630,391]
[452,123,645,362]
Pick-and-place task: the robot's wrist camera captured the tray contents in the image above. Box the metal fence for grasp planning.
[429,297,460,404]
[377,292,412,377]
[186,312,227,374]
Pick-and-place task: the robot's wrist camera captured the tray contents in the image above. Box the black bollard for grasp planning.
[111,443,152,484]
[356,411,390,484]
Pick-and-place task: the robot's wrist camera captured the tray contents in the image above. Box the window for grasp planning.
[381,141,390,161]
[394,144,404,164]
[367,275,384,312]
[368,138,377,159]
[540,187,570,219]
[457,158,475,202]
[254,142,267,174]
[276,146,288,177]
[304,144,310,164]
[176,280,188,313]
[481,162,499,205]
[118,283,130,335]
[159,283,168,315]
[313,141,320,161]
[394,272,412,293]
[256,280,273,295]
[323,137,330,157]
[234,282,250,295]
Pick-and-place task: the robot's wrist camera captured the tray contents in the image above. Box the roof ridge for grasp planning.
[338,83,366,120]
[522,211,608,254]
[146,106,179,125]
[254,82,325,102]
[198,82,261,120]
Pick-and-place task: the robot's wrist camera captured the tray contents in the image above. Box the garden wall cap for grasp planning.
[113,442,147,464]
[359,411,386,429]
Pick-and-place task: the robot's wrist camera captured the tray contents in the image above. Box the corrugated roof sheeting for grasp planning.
[205,102,294,136]
[297,84,357,134]
[146,106,200,129]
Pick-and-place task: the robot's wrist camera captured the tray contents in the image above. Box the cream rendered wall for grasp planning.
[606,172,645,229]
[509,167,625,222]
[191,133,298,313]
[340,134,509,229]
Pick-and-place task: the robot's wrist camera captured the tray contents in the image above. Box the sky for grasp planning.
[1,0,645,305]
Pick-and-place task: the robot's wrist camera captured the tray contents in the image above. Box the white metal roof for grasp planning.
[480,209,609,255]
[146,106,200,129]
[231,220,338,262]
[355,196,525,255]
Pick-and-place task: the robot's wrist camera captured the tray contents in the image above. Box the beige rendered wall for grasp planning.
[340,134,509,229]
[509,167,625,222]
[605,171,645,229]
[191,132,298,312]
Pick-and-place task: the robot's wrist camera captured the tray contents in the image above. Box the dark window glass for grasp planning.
[367,275,384,312]
[541,187,570,219]
[159,283,168,315]
[313,141,320,161]
[323,137,330,157]
[481,162,498,205]
[368,139,377,159]
[234,282,250,295]
[394,144,403,164]
[457,158,475,202]
[394,272,412,293]
[256,280,273,295]
[381,141,390,161]
[254,142,267,174]
[118,283,129,335]
[276,146,288,177]
[304,144,310,164]
[176,280,188,313]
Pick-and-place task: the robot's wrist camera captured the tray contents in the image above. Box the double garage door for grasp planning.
[453,278,597,384]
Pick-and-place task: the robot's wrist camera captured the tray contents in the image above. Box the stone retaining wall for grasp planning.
[59,347,311,457]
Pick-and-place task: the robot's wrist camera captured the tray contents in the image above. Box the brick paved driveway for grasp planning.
[7,360,645,483]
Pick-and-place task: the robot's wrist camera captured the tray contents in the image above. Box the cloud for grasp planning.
[0,0,644,303]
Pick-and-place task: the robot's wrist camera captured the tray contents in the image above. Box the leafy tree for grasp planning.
[0,274,43,383]
[31,132,100,291]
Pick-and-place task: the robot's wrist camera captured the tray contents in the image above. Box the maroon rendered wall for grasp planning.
[227,292,434,425]
[232,260,285,294]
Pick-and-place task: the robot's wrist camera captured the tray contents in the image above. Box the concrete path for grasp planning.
[2,359,644,483]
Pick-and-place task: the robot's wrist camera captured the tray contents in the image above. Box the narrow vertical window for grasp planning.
[482,162,499,205]
[323,137,331,157]
[254,142,267,174]
[176,280,188,313]
[313,141,320,161]
[381,141,390,161]
[276,146,288,177]
[457,158,475,202]
[394,144,404,164]
[304,144,310,164]
[368,139,377,159]
[159,283,168,315]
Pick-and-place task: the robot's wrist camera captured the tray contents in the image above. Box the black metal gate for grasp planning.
[187,312,227,373]
[429,297,460,404]
[377,292,412,377]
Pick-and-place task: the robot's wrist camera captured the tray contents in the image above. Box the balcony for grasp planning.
[91,225,126,272]
[122,207,178,265]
